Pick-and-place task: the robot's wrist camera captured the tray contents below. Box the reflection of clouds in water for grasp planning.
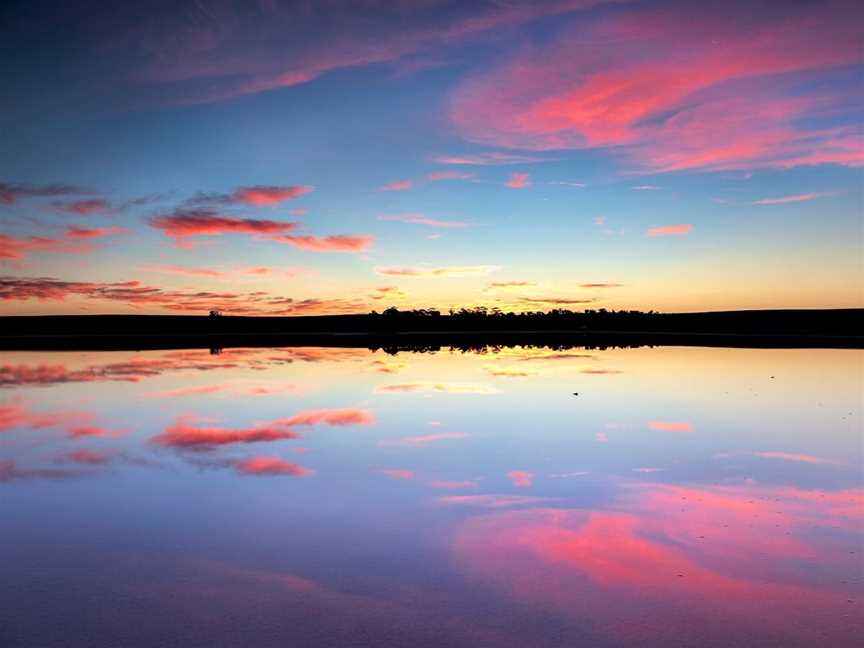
[379,432,468,447]
[376,382,498,394]
[0,347,370,388]
[451,481,864,646]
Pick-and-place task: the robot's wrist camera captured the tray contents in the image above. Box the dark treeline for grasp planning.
[364,306,862,335]
[0,308,861,351]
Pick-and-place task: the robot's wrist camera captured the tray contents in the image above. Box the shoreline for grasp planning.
[1,329,861,351]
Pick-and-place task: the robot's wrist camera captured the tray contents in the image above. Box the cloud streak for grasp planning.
[448,1,864,172]
[379,432,468,447]
[375,265,501,278]
[753,192,834,205]
[647,224,692,237]
[379,214,468,228]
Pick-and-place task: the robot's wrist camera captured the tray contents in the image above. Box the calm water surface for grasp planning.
[1,345,862,647]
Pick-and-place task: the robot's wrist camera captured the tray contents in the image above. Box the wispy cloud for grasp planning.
[506,172,530,189]
[272,408,374,427]
[378,468,416,480]
[427,170,476,181]
[448,2,863,172]
[648,421,694,433]
[376,382,497,394]
[375,265,501,278]
[150,416,301,450]
[65,226,127,239]
[646,224,692,237]
[268,234,374,252]
[378,214,468,228]
[0,182,88,205]
[483,281,537,293]
[149,210,298,239]
[507,470,533,487]
[378,179,414,192]
[429,479,479,489]
[752,192,834,205]
[234,456,313,476]
[379,432,468,447]
[483,364,536,377]
[549,181,586,187]
[431,152,553,166]
[140,264,306,279]
[189,185,313,207]
[52,199,114,215]
[433,494,557,508]
[368,286,406,301]
[0,234,94,261]
[752,451,841,465]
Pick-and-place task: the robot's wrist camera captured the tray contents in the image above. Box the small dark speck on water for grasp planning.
[573,392,578,396]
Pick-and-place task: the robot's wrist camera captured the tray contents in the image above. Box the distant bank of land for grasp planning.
[0,308,861,351]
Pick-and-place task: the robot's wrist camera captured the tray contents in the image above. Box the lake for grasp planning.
[1,345,862,647]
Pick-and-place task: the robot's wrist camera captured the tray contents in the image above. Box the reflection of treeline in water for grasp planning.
[369,341,647,356]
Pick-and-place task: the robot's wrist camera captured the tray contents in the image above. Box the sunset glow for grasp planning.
[1,0,861,315]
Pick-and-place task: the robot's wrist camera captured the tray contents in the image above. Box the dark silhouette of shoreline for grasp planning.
[1,308,861,351]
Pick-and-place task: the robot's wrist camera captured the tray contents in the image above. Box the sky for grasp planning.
[1,0,862,315]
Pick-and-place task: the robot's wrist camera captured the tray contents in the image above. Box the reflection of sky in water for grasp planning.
[1,347,862,647]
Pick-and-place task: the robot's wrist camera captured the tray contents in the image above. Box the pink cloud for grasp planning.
[150,417,301,451]
[505,172,530,189]
[228,185,312,206]
[67,425,125,439]
[427,171,476,181]
[648,421,694,433]
[448,1,864,172]
[149,211,299,239]
[449,483,864,645]
[507,470,533,487]
[431,152,553,166]
[274,408,374,427]
[268,234,373,253]
[0,276,340,315]
[753,452,841,466]
[65,226,126,239]
[379,432,468,447]
[379,214,468,228]
[58,449,114,465]
[753,192,834,205]
[234,456,313,477]
[646,224,692,237]
[0,234,93,261]
[139,264,306,279]
[0,401,94,433]
[379,469,415,480]
[378,179,414,192]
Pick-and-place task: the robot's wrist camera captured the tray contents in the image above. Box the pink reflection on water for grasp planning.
[451,482,863,646]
